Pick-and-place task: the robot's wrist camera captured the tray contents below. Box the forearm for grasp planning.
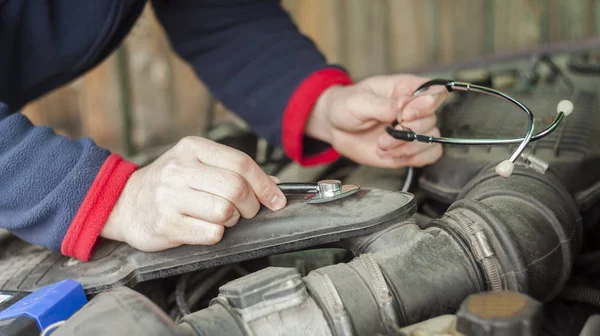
[0,102,137,261]
[152,0,353,165]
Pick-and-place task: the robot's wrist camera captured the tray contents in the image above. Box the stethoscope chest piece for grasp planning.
[277,180,361,204]
[305,180,361,204]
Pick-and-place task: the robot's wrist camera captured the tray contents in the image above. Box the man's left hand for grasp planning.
[306,74,447,169]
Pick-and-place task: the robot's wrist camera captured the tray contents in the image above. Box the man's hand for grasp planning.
[306,74,447,168]
[101,137,286,252]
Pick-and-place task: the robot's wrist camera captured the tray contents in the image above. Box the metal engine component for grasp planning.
[177,165,581,335]
[52,287,180,336]
[181,267,334,336]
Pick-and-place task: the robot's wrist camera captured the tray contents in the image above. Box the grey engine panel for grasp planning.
[0,189,415,294]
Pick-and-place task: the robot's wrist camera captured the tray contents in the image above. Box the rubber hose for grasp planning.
[558,286,600,308]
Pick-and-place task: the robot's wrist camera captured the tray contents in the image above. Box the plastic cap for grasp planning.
[557,100,573,116]
[495,160,514,178]
[456,291,543,336]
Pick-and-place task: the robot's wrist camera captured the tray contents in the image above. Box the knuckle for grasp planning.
[156,215,177,237]
[231,153,253,175]
[176,136,195,150]
[205,225,225,245]
[423,94,436,108]
[154,183,175,205]
[176,136,205,154]
[226,173,250,201]
[160,160,183,180]
[214,201,236,223]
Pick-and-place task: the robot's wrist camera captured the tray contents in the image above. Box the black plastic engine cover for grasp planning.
[420,57,600,211]
[0,188,415,294]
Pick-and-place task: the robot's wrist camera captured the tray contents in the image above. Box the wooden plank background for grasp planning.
[21,0,600,159]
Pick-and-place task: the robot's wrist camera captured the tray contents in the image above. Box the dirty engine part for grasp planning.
[175,165,581,336]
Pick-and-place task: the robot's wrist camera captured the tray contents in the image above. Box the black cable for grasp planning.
[175,273,192,316]
[186,266,234,312]
[559,286,600,308]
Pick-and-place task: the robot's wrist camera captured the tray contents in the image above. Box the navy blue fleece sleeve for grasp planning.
[151,0,344,147]
[0,0,141,260]
[0,102,109,250]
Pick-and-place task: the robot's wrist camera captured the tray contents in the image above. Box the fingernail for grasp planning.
[271,194,286,210]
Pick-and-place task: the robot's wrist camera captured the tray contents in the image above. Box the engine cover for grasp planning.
[0,188,415,294]
[419,54,600,211]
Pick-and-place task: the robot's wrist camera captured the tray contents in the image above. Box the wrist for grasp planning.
[61,154,137,261]
[305,85,342,144]
[100,170,139,243]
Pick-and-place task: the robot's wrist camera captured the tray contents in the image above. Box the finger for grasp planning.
[186,165,261,219]
[377,115,437,150]
[187,137,286,211]
[345,90,401,124]
[170,215,225,246]
[402,88,447,122]
[382,127,440,157]
[377,137,436,159]
[269,175,281,184]
[337,129,412,169]
[363,74,432,98]
[176,189,240,227]
[406,143,443,167]
[403,114,438,132]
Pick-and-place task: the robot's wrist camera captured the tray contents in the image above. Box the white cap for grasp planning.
[557,100,573,116]
[495,159,515,178]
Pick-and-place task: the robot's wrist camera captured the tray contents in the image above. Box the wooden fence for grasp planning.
[21,0,599,158]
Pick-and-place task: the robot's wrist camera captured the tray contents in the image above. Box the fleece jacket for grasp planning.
[0,0,353,261]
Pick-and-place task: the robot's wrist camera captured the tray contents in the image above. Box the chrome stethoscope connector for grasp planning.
[385,79,574,178]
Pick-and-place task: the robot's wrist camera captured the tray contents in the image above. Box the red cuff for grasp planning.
[61,154,137,261]
[282,68,353,166]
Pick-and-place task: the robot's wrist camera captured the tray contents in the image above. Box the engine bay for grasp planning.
[2,47,600,336]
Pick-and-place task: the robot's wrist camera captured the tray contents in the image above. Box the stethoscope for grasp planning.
[385,79,574,178]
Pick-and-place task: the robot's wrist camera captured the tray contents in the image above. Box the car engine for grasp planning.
[1,48,600,336]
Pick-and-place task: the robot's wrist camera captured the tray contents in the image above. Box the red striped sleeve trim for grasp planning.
[61,154,137,261]
[282,68,353,166]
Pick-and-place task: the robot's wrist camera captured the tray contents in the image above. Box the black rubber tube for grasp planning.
[181,166,582,335]
[558,286,600,308]
[176,274,192,316]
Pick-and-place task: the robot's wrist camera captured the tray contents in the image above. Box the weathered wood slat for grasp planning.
[15,1,599,156]
[124,4,176,151]
[285,0,346,65]
[345,0,390,79]
[388,0,436,72]
[492,0,543,52]
[438,0,488,64]
[79,54,125,154]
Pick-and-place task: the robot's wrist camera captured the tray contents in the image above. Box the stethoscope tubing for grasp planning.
[385,79,564,164]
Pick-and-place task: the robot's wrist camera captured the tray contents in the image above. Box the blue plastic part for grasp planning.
[0,279,87,330]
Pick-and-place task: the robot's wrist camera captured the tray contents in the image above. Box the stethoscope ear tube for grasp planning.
[385,79,572,178]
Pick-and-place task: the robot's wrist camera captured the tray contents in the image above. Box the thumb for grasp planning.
[347,91,402,124]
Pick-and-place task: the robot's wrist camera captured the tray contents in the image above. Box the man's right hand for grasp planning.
[100,136,287,252]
